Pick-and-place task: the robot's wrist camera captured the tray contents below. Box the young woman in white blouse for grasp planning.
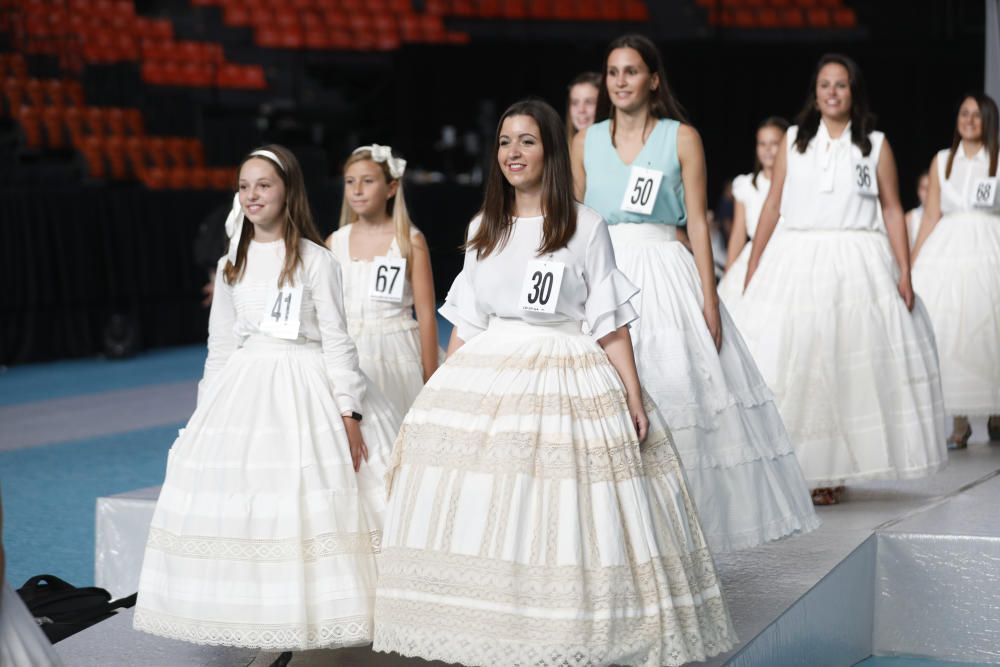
[133,145,399,655]
[327,144,438,417]
[736,54,947,505]
[718,116,788,308]
[372,99,735,667]
[912,93,1000,447]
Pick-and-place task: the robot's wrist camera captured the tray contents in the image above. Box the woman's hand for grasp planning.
[898,273,915,311]
[703,301,723,351]
[342,416,368,472]
[628,393,649,443]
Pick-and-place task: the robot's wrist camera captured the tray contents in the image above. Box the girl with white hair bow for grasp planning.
[327,143,439,417]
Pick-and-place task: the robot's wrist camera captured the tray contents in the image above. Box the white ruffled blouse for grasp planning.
[440,204,639,341]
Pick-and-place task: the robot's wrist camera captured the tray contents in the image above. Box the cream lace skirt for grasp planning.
[372,318,736,667]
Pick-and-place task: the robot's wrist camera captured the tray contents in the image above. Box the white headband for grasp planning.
[224,150,287,263]
[249,149,285,172]
[353,143,406,179]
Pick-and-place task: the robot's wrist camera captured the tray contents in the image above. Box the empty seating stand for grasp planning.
[694,0,857,29]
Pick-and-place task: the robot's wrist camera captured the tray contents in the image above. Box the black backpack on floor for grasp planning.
[17,574,137,643]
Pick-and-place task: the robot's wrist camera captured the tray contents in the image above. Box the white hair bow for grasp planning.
[224,192,244,263]
[354,143,406,179]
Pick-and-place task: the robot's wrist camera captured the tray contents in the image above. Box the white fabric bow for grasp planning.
[224,192,244,263]
[354,143,407,179]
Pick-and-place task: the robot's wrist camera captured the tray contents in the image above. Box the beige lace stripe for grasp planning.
[145,527,381,562]
[390,422,677,482]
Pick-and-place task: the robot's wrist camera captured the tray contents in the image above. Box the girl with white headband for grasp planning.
[327,144,438,417]
[133,145,400,656]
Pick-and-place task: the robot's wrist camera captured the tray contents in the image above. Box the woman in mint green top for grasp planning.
[582,115,687,226]
[571,34,818,552]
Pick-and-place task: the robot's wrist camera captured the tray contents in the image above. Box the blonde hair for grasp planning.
[338,149,414,267]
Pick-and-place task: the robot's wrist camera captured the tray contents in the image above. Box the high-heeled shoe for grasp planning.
[947,418,972,450]
[988,415,1000,443]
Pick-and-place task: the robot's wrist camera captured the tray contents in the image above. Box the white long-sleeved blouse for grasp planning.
[202,239,366,414]
[440,204,639,342]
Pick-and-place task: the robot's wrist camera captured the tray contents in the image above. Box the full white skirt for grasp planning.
[1,581,63,667]
[912,211,1000,415]
[349,314,425,418]
[732,229,948,487]
[133,336,400,650]
[609,224,818,552]
[372,319,737,667]
[718,243,750,309]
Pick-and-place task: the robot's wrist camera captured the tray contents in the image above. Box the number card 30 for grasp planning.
[518,260,565,314]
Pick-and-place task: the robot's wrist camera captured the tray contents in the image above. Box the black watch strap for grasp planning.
[346,411,363,422]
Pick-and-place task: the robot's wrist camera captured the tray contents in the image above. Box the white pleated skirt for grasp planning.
[349,313,425,418]
[732,229,948,487]
[912,210,1000,416]
[372,318,737,667]
[608,223,818,552]
[1,581,63,667]
[717,243,751,309]
[133,336,399,650]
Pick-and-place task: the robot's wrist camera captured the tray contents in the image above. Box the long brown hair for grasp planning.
[224,144,324,287]
[468,99,577,259]
[794,53,876,156]
[565,71,602,143]
[945,93,999,179]
[595,34,689,147]
[752,116,789,188]
[338,147,414,269]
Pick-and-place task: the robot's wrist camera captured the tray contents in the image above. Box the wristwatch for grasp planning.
[343,411,363,422]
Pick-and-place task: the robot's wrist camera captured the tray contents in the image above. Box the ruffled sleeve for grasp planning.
[583,218,639,340]
[438,217,489,341]
[731,173,755,205]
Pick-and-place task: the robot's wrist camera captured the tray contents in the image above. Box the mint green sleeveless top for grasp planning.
[582,118,686,225]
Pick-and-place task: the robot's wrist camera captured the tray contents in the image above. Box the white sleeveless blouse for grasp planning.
[732,172,770,239]
[936,146,998,215]
[781,122,885,231]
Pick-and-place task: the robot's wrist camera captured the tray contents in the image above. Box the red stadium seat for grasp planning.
[63,106,85,145]
[25,78,45,106]
[86,107,107,136]
[41,106,67,148]
[18,106,43,149]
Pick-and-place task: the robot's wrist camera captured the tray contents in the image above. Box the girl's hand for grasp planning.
[898,274,915,311]
[628,394,649,443]
[342,416,368,472]
[703,301,723,351]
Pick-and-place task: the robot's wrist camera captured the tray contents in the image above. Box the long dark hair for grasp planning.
[224,144,324,287]
[596,34,689,147]
[468,99,577,259]
[794,53,876,156]
[752,115,789,188]
[945,93,999,179]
